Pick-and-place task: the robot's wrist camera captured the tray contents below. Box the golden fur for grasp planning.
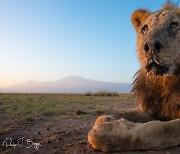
[88,2,180,152]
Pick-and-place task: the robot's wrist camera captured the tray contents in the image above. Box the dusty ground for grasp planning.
[0,94,179,154]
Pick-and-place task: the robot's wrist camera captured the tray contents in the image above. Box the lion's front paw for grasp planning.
[88,119,132,152]
[88,122,115,152]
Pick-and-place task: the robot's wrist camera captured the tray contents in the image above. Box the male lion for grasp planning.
[88,2,180,152]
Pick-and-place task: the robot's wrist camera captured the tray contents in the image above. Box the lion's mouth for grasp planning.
[146,59,169,75]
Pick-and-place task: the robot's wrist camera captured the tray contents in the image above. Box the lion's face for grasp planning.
[131,6,180,76]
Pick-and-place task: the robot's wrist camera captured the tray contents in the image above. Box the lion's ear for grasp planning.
[131,9,151,32]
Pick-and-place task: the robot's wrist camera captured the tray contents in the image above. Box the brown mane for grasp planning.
[162,1,178,10]
[162,2,180,15]
[132,68,180,120]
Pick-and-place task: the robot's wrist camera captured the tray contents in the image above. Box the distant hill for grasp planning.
[0,76,132,93]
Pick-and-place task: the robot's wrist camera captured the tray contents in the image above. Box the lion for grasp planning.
[88,2,180,152]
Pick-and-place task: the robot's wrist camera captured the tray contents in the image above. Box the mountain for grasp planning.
[0,76,132,93]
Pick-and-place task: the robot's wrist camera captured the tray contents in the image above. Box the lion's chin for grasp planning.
[146,60,169,76]
[152,67,169,76]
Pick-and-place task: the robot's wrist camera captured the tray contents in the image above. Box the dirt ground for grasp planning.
[0,114,179,154]
[0,94,179,154]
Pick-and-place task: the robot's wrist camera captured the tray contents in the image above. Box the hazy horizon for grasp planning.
[0,0,170,87]
[1,75,132,88]
[0,75,131,93]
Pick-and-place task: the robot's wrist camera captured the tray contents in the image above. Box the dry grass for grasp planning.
[0,93,135,121]
[84,91,119,96]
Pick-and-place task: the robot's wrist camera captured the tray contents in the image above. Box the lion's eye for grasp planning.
[169,22,178,30]
[141,25,148,35]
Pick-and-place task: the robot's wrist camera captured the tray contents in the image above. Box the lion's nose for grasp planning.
[144,41,163,53]
[154,41,163,52]
[144,43,150,53]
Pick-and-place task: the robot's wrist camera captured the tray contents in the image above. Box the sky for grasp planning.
[0,0,175,87]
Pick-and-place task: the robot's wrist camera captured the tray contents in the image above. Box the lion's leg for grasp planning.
[113,108,154,123]
[95,108,154,125]
[88,118,180,152]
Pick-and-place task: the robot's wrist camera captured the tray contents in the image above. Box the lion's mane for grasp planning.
[132,68,180,120]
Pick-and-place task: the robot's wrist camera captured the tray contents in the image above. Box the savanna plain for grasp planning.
[0,93,179,154]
